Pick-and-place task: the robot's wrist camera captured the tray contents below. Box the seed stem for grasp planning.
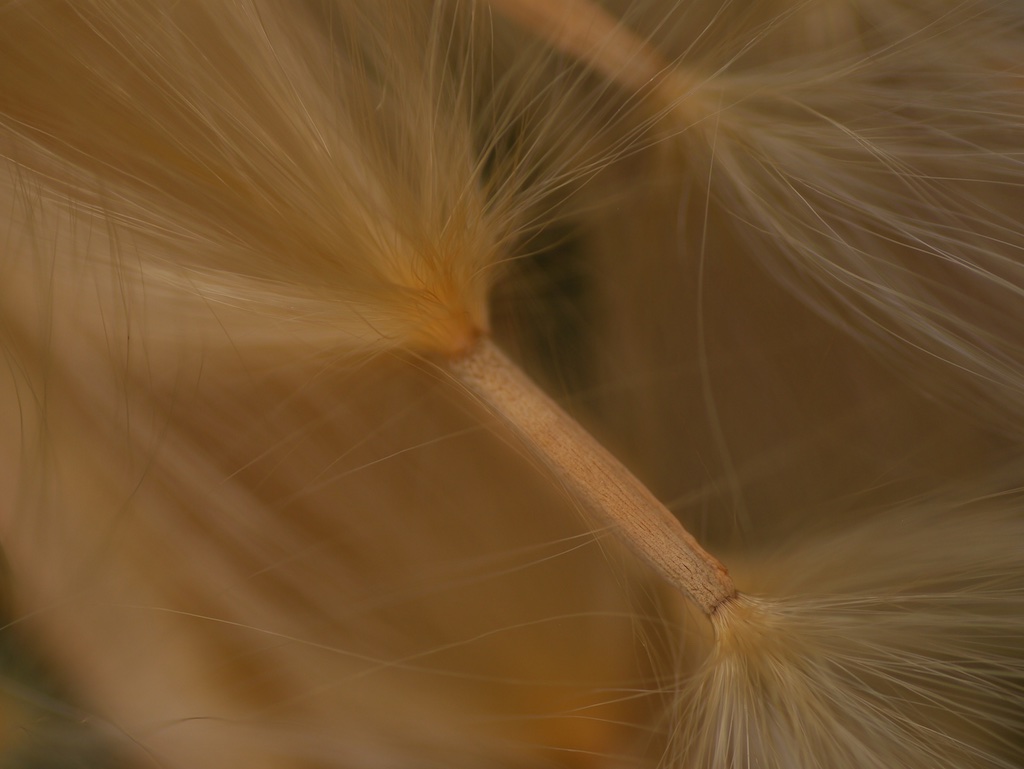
[487,0,709,117]
[448,337,736,616]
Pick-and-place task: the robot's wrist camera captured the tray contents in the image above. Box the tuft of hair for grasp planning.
[0,1,618,359]
[558,0,1024,434]
[670,503,1024,768]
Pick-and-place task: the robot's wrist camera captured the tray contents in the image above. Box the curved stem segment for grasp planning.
[449,337,736,615]
[487,0,667,93]
[487,0,708,116]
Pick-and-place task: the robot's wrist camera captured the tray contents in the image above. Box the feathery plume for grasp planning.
[1,1,1022,768]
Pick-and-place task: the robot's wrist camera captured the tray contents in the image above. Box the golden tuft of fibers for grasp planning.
[494,0,1024,433]
[0,1,609,359]
[672,504,1024,768]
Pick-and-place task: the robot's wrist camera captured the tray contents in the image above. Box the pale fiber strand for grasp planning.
[487,0,704,113]
[486,0,663,92]
[449,338,736,615]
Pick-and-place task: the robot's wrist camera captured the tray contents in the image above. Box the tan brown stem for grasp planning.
[449,338,736,615]
[487,0,707,114]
